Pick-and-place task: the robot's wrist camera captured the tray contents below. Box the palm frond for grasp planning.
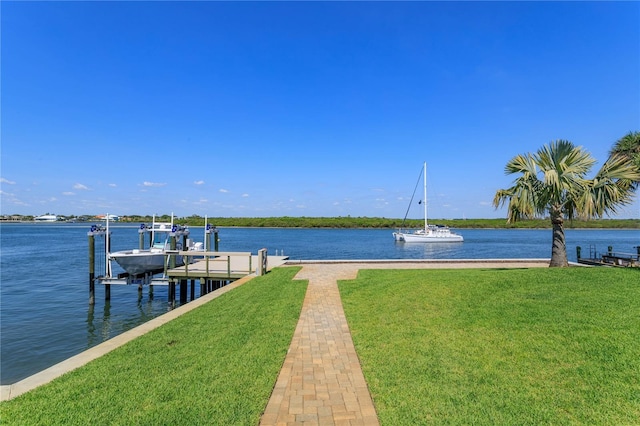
[575,154,640,218]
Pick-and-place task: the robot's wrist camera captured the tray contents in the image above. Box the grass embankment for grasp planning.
[339,267,640,425]
[0,268,308,425]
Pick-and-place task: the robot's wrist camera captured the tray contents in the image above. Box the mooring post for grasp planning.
[608,246,613,255]
[170,235,177,269]
[214,228,219,251]
[180,279,187,303]
[88,232,96,305]
[257,248,268,276]
[105,230,111,301]
[576,246,581,259]
[139,226,145,250]
[169,281,176,307]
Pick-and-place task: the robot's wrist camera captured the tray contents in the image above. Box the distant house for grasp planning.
[95,214,120,222]
[34,214,58,222]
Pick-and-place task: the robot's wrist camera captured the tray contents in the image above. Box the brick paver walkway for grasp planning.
[260,263,379,425]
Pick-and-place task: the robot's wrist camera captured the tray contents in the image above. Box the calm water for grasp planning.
[1,223,638,384]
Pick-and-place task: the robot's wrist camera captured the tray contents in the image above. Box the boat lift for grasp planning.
[95,218,218,287]
[87,216,275,305]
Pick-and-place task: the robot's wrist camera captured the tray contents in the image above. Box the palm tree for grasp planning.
[493,140,640,267]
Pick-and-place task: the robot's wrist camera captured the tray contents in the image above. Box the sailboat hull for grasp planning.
[401,231,464,243]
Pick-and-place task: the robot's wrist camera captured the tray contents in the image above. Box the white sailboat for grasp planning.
[393,162,464,243]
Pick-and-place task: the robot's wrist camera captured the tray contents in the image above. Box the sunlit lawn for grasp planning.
[339,267,640,425]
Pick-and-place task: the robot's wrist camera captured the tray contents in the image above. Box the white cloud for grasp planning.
[73,183,89,190]
[143,181,167,187]
[194,180,205,185]
[1,178,16,185]
[242,193,249,198]
[219,188,229,193]
[63,192,75,196]
[108,183,117,187]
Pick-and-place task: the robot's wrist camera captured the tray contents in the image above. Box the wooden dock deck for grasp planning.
[96,251,290,286]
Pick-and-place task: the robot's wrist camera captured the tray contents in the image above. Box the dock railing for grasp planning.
[164,250,255,279]
[601,251,638,267]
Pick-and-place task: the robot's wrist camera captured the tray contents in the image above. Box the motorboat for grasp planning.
[110,218,203,276]
[393,162,464,243]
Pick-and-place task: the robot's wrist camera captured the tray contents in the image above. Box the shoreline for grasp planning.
[1,221,638,231]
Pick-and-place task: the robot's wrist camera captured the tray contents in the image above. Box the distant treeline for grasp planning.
[118,215,639,229]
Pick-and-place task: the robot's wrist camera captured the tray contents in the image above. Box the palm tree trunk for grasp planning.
[549,208,569,267]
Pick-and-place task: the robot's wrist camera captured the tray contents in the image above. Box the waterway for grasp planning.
[1,222,637,384]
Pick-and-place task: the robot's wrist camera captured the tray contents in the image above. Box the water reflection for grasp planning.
[394,240,464,258]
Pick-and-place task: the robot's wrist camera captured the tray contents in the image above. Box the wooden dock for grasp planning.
[97,250,290,286]
[576,245,639,268]
[167,251,290,281]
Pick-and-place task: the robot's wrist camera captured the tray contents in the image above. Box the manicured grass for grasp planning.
[339,268,640,425]
[0,267,307,425]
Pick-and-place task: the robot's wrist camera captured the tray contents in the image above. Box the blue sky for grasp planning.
[2,1,639,219]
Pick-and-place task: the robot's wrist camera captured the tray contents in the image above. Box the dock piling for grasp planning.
[88,232,95,305]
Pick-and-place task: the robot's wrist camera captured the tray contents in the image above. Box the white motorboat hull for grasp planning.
[110,249,184,275]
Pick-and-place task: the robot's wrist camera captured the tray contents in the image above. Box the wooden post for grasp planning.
[190,279,195,301]
[105,230,111,301]
[169,281,176,307]
[214,229,219,251]
[257,248,267,276]
[170,236,177,269]
[180,279,187,303]
[88,232,95,305]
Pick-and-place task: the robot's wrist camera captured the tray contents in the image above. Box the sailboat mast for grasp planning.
[423,162,428,229]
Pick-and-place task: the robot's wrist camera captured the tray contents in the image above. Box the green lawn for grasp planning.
[0,267,308,425]
[339,268,640,425]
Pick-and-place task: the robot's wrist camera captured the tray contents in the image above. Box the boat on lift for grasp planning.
[109,216,203,276]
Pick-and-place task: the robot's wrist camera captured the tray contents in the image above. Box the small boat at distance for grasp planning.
[393,162,464,243]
